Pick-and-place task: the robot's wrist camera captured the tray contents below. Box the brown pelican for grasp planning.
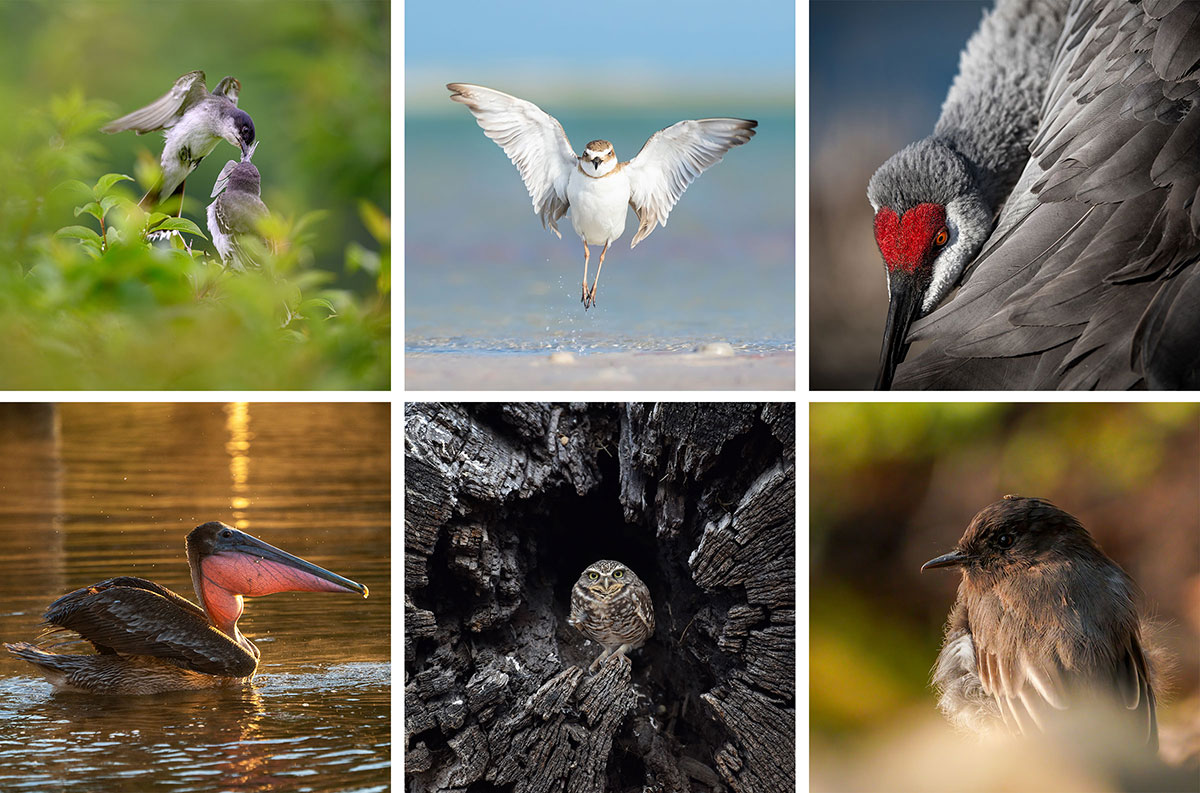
[4,521,367,695]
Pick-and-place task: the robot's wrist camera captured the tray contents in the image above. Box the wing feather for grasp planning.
[447,83,575,237]
[101,71,209,135]
[896,1,1200,389]
[625,118,757,247]
[44,577,255,677]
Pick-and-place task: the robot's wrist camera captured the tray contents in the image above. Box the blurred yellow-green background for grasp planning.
[810,402,1200,790]
[0,0,389,389]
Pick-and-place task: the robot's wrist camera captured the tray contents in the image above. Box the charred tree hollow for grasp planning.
[405,403,796,793]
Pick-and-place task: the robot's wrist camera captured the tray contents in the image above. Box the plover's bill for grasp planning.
[447,83,757,310]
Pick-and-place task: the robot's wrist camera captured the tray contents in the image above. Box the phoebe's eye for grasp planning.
[934,229,949,247]
[613,570,624,579]
[588,571,599,580]
[996,533,1015,549]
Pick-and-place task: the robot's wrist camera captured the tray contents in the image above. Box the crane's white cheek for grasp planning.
[923,196,992,313]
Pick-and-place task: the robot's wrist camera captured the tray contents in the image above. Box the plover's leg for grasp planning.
[586,242,610,309]
[581,242,591,304]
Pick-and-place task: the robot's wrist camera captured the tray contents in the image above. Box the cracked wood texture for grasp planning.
[405,403,795,793]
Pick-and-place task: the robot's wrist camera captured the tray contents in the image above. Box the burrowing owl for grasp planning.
[568,559,654,671]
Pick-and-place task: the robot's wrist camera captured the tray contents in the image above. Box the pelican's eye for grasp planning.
[221,529,233,538]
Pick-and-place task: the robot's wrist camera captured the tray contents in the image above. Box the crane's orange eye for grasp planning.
[934,229,949,247]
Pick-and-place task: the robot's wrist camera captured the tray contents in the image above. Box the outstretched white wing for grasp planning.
[625,118,757,247]
[448,83,577,237]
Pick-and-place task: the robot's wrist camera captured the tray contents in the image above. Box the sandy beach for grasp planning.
[405,350,795,391]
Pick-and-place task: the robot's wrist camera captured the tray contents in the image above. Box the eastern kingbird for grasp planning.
[921,496,1159,749]
[207,141,269,270]
[102,70,255,212]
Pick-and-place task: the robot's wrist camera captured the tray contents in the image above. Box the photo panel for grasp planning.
[0,402,390,790]
[810,402,1200,791]
[404,402,796,791]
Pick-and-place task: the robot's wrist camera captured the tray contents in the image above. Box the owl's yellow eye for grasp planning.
[588,571,599,580]
[613,569,624,578]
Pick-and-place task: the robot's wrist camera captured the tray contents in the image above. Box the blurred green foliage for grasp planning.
[0,0,389,389]
[812,402,1197,500]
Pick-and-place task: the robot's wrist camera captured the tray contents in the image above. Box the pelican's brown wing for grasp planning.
[45,577,255,677]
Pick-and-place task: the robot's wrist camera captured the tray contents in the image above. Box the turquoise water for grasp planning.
[405,103,795,355]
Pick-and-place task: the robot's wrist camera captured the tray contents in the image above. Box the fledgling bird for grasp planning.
[569,560,654,672]
[921,496,1159,749]
[102,71,256,212]
[207,141,269,270]
[447,83,756,309]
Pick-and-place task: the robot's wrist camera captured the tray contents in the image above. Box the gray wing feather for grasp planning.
[101,71,209,134]
[896,0,1200,390]
[211,160,239,198]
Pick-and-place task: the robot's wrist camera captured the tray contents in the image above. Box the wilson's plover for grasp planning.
[447,83,757,309]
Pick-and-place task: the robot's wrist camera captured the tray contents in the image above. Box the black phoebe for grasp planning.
[102,71,256,212]
[921,495,1158,750]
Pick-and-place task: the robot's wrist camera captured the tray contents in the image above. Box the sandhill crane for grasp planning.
[869,0,1200,390]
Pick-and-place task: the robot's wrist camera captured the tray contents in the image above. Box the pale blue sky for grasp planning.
[405,0,794,108]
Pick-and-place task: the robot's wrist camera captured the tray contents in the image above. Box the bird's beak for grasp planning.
[239,138,251,158]
[875,276,923,390]
[592,157,601,170]
[921,549,968,571]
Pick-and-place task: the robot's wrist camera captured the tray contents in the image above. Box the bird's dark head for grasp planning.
[228,161,261,196]
[867,138,991,389]
[921,495,1104,579]
[225,108,255,157]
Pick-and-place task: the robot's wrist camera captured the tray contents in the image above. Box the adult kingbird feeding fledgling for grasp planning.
[102,71,255,212]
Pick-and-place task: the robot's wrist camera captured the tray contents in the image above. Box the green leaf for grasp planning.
[93,173,133,199]
[300,297,337,316]
[151,217,208,239]
[74,202,103,223]
[55,225,102,243]
[345,241,379,275]
[358,200,390,243]
[58,180,94,202]
[100,195,122,215]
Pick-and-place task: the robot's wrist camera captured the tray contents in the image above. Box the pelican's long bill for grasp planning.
[194,524,368,599]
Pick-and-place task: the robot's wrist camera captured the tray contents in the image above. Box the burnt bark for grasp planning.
[405,403,795,793]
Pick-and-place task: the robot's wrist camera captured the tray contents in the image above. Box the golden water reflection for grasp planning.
[0,403,390,793]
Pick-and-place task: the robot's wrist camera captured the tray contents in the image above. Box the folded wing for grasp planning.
[44,576,256,677]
